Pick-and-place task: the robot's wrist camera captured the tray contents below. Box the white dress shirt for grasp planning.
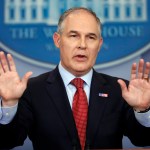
[58,62,93,108]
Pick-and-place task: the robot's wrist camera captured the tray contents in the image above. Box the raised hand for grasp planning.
[0,51,32,107]
[118,59,150,111]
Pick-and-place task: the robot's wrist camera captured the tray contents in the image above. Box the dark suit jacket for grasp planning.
[0,66,150,150]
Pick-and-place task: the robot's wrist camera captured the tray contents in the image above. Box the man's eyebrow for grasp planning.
[87,33,97,36]
[68,30,98,36]
[68,30,78,34]
[86,33,99,38]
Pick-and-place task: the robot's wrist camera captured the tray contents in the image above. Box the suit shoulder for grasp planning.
[28,68,58,87]
[94,71,129,85]
[29,72,49,83]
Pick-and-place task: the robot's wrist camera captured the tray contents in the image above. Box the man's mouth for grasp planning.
[74,55,87,61]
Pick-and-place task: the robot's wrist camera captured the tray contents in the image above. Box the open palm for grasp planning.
[118,59,150,111]
[0,52,32,106]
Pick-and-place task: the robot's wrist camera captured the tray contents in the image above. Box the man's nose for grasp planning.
[78,37,86,49]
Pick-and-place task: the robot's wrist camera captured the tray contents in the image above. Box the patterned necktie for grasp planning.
[71,78,88,150]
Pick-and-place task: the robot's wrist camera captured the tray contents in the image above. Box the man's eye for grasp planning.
[70,34,77,37]
[89,36,95,40]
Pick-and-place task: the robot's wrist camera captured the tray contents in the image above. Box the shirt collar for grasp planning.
[58,62,93,87]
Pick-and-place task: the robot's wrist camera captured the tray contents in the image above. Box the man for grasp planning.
[0,7,150,150]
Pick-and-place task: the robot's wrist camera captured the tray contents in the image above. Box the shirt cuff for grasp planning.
[134,110,150,127]
[0,99,18,124]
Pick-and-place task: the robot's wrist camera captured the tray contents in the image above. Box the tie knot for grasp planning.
[71,78,84,89]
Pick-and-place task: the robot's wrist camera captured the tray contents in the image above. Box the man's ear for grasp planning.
[98,37,103,52]
[53,32,61,48]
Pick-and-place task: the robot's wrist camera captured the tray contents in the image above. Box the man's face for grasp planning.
[53,10,103,76]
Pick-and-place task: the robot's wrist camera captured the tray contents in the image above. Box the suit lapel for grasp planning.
[86,71,111,145]
[46,67,79,143]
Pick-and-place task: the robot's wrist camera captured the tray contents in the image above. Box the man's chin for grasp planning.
[73,67,90,76]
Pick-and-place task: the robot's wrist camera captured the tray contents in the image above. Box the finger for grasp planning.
[137,59,144,79]
[7,54,16,71]
[0,66,3,75]
[143,62,150,79]
[0,62,4,74]
[0,51,9,72]
[22,71,33,85]
[117,79,128,96]
[130,63,137,80]
[0,52,6,74]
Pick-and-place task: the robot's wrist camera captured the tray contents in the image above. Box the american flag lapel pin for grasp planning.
[99,93,109,97]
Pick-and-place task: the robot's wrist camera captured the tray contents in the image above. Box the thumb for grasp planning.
[22,71,33,85]
[117,79,128,95]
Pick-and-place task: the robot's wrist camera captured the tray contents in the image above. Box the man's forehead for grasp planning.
[60,9,101,36]
[65,10,95,21]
